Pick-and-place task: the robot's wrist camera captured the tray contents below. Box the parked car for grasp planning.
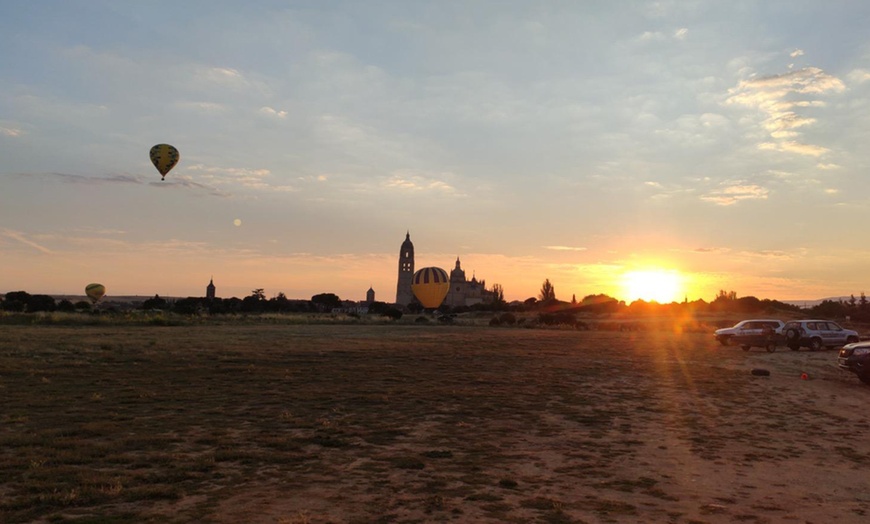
[714,319,785,352]
[838,341,870,385]
[782,320,859,351]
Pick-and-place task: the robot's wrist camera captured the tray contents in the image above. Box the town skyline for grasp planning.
[4,2,870,303]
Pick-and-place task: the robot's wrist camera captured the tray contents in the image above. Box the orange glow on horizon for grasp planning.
[621,269,684,304]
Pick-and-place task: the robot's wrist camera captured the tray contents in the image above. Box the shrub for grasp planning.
[382,308,403,321]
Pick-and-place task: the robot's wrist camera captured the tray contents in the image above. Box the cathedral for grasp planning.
[395,232,496,308]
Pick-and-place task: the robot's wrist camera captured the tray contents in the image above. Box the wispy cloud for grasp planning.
[726,67,844,156]
[259,106,288,119]
[149,176,232,197]
[701,183,769,206]
[17,172,144,185]
[382,170,459,195]
[0,126,23,137]
[185,164,296,192]
[544,246,587,252]
[1,229,53,254]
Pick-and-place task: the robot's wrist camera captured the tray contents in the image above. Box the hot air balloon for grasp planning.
[411,267,449,309]
[149,144,180,180]
[85,283,106,304]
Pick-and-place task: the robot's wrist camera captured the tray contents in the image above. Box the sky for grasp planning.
[3,1,870,304]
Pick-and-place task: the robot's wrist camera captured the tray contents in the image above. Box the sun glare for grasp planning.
[622,269,683,304]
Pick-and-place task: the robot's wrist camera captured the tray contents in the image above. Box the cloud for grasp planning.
[1,229,53,254]
[544,246,587,252]
[817,162,840,170]
[847,69,870,84]
[382,170,459,195]
[726,67,845,156]
[149,176,232,197]
[700,183,769,206]
[17,172,144,185]
[790,49,805,58]
[0,126,23,137]
[185,164,296,193]
[674,28,688,40]
[259,106,288,118]
[176,101,227,113]
[758,140,829,157]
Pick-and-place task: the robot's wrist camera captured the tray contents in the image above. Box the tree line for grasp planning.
[4,283,869,321]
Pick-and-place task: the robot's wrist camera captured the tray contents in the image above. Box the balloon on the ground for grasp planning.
[411,267,449,308]
[85,283,106,304]
[149,144,180,180]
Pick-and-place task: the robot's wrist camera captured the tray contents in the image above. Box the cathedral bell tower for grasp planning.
[395,232,415,306]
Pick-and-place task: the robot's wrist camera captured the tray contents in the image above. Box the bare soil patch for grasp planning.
[1,324,868,523]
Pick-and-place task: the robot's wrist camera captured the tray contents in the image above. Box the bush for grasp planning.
[382,308,403,321]
[498,312,517,325]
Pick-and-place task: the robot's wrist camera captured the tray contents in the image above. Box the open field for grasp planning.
[1,323,869,523]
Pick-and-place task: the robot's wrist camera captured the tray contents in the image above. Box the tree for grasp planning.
[382,307,403,320]
[491,283,505,308]
[311,293,342,310]
[539,279,555,302]
[142,294,168,310]
[26,294,56,312]
[2,291,30,312]
[57,299,76,312]
[242,293,265,312]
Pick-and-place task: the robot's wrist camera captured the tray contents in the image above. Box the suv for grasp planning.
[838,341,870,385]
[714,319,785,352]
[782,320,859,351]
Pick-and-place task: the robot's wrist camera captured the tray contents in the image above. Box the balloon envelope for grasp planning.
[149,144,180,180]
[411,267,449,308]
[85,283,106,304]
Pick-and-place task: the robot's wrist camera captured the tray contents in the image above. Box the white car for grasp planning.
[783,320,859,351]
[714,319,785,351]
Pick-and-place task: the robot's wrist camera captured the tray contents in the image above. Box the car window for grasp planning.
[828,323,842,331]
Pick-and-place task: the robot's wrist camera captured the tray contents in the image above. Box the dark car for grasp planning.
[838,341,870,385]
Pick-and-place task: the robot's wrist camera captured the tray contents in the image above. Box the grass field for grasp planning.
[1,322,869,523]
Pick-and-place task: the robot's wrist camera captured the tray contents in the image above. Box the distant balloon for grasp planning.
[149,144,180,180]
[85,283,106,304]
[411,267,449,309]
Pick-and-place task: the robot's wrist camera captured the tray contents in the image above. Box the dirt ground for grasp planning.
[1,323,869,523]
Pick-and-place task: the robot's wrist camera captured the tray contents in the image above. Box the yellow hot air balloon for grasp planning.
[85,283,106,304]
[149,143,180,180]
[411,267,449,308]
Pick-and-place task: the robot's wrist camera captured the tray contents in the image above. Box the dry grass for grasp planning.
[1,323,869,523]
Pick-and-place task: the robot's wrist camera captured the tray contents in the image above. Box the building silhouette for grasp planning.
[395,232,415,305]
[206,277,216,299]
[394,232,495,308]
[366,286,375,304]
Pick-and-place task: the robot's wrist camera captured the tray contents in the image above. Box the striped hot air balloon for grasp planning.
[411,267,449,308]
[85,283,106,304]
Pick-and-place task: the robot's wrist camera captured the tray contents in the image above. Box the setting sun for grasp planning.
[621,270,683,304]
